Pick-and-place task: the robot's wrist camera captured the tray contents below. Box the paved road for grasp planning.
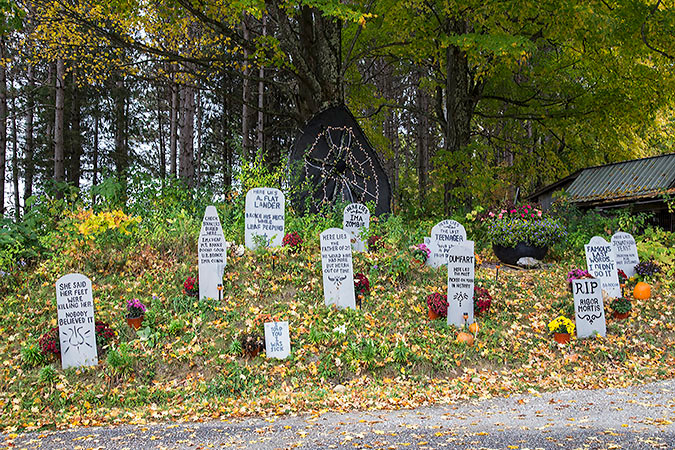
[4,380,674,449]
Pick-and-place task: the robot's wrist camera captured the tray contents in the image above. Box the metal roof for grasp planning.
[566,153,675,204]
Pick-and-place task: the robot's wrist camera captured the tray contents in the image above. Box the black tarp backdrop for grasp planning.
[289,105,392,216]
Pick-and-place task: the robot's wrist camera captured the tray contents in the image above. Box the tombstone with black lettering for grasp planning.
[572,278,607,338]
[447,241,475,328]
[199,205,227,300]
[320,228,356,309]
[585,236,621,298]
[611,231,640,278]
[264,321,291,359]
[245,187,285,249]
[427,220,467,268]
[343,203,370,252]
[56,273,98,369]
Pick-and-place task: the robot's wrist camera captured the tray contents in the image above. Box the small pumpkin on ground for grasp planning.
[456,331,474,346]
[633,281,651,300]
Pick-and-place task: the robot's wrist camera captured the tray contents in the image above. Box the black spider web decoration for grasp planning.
[302,126,380,211]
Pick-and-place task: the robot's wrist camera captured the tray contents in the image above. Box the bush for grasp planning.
[39,321,116,358]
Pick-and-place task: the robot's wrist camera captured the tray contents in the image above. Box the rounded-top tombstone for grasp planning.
[585,236,621,298]
[343,203,370,252]
[427,220,467,268]
[56,273,98,369]
[320,228,356,309]
[245,187,285,249]
[611,231,639,278]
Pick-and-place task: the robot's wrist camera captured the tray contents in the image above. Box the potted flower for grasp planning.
[410,243,431,265]
[183,276,199,297]
[633,260,661,300]
[566,269,593,293]
[474,286,492,316]
[426,292,448,320]
[126,298,147,329]
[282,231,303,252]
[609,297,632,320]
[547,316,575,344]
[354,273,370,308]
[486,203,566,265]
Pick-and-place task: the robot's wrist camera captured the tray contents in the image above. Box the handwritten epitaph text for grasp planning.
[447,241,475,328]
[56,273,98,369]
[199,206,227,301]
[245,188,285,249]
[343,203,370,252]
[611,232,640,278]
[585,236,621,298]
[427,220,467,268]
[320,228,356,309]
[264,321,291,359]
[572,278,606,338]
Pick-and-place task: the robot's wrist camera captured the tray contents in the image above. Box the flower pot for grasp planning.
[493,243,548,266]
[613,311,630,320]
[127,316,144,330]
[428,307,440,320]
[553,332,571,344]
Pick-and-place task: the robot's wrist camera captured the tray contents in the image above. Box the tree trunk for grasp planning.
[24,64,34,206]
[11,78,19,221]
[68,70,82,188]
[256,14,266,156]
[195,89,202,187]
[0,37,6,214]
[114,75,127,180]
[157,83,166,179]
[222,70,232,191]
[242,15,251,158]
[53,58,66,198]
[417,83,431,211]
[169,70,178,177]
[178,81,195,187]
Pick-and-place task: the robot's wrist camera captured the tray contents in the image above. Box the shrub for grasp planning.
[282,231,303,250]
[474,286,492,315]
[354,273,370,296]
[39,321,116,357]
[426,292,448,317]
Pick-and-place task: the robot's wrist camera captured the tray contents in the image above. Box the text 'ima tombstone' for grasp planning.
[343,203,370,252]
[56,273,97,369]
[199,206,227,301]
[585,236,621,298]
[611,231,639,278]
[245,188,285,249]
[572,278,606,338]
[320,228,356,309]
[447,241,475,328]
[264,321,291,359]
[427,220,467,268]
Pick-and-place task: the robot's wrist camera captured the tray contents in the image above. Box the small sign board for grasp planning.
[447,241,475,328]
[245,187,285,249]
[572,278,606,338]
[611,231,639,279]
[264,321,291,359]
[198,205,227,301]
[56,273,98,369]
[585,236,621,298]
[427,220,467,268]
[320,228,356,309]
[343,203,370,252]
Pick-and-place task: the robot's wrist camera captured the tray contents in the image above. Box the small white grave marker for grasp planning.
[447,241,475,328]
[611,231,640,278]
[585,236,621,298]
[56,273,98,369]
[343,203,370,252]
[264,321,291,359]
[199,205,227,301]
[572,278,606,338]
[320,228,356,309]
[245,187,285,249]
[427,220,467,268]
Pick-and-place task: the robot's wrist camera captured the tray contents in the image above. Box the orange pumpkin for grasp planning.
[456,331,474,346]
[468,322,479,334]
[633,281,651,300]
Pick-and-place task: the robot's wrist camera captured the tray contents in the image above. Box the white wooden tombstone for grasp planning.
[447,241,475,328]
[611,231,640,279]
[572,278,607,338]
[198,205,227,301]
[264,321,291,359]
[320,228,356,309]
[245,187,285,249]
[343,203,370,252]
[427,220,467,268]
[56,273,98,369]
[585,236,621,298]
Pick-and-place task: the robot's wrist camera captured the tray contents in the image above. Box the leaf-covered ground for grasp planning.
[1,239,674,433]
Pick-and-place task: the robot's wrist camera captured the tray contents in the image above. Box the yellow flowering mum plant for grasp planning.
[547,316,575,334]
